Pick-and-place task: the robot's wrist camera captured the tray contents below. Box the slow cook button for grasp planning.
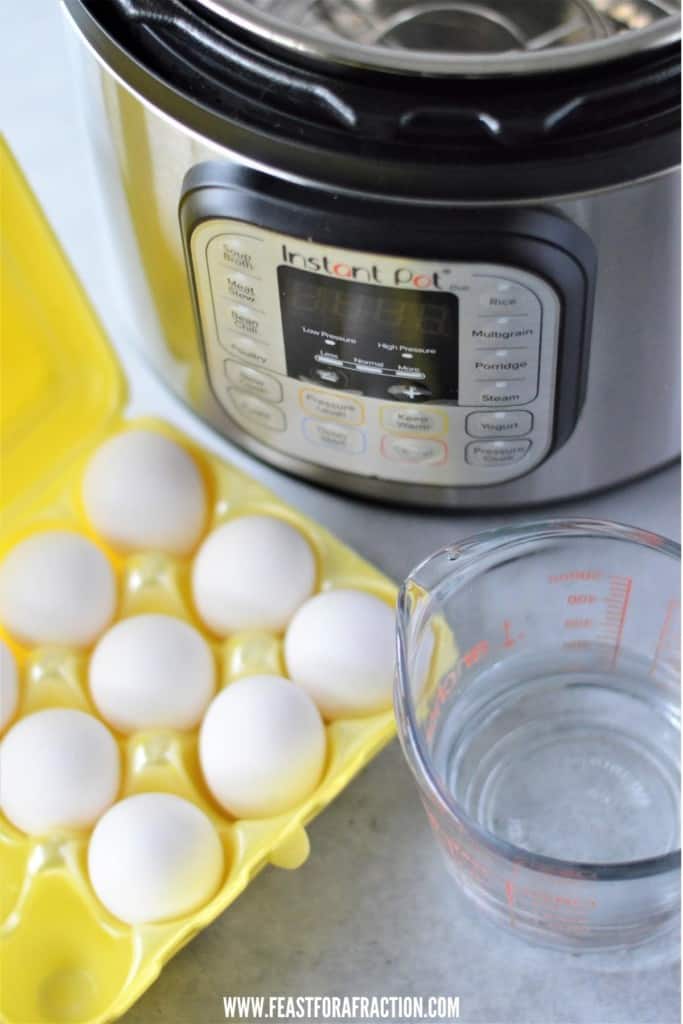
[302,418,365,454]
[224,361,283,403]
[466,410,533,438]
[381,436,447,466]
[478,281,540,317]
[380,406,447,437]
[466,440,532,467]
[228,390,287,432]
[300,388,364,426]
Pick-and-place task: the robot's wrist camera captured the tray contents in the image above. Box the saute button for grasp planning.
[224,362,283,403]
[467,411,533,438]
[466,440,532,467]
[478,282,540,317]
[228,390,287,432]
[381,436,447,466]
[380,407,447,436]
[300,388,364,425]
[302,419,365,454]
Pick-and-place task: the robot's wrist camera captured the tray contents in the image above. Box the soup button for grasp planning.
[382,436,447,466]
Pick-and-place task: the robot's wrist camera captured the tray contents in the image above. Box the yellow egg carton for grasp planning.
[0,139,397,1024]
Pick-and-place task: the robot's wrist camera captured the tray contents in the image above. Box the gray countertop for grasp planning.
[2,5,680,1023]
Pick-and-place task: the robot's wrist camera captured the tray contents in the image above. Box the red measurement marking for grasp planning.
[462,640,489,668]
[502,620,525,648]
[563,618,594,630]
[567,593,599,605]
[595,575,633,668]
[651,599,681,676]
[505,879,516,908]
[549,570,602,584]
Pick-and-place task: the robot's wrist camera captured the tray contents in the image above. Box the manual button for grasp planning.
[467,410,533,438]
[466,440,532,467]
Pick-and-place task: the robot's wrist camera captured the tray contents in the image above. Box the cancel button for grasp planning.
[466,411,533,439]
[466,439,532,467]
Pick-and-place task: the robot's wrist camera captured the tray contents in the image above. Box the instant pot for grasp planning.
[63,0,681,508]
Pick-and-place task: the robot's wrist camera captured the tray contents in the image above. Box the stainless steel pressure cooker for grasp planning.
[63,0,681,508]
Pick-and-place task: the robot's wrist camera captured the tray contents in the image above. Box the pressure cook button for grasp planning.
[380,407,447,437]
[387,384,432,401]
[466,440,532,467]
[478,282,540,317]
[224,362,283,403]
[300,388,364,426]
[466,411,534,438]
[227,390,287,432]
[302,418,365,454]
[381,436,447,466]
[474,380,537,406]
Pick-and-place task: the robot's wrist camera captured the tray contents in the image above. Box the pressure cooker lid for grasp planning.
[194,0,680,74]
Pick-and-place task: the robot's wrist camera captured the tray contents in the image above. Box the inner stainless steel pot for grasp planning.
[194,0,680,74]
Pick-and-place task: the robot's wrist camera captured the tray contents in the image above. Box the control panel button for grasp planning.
[224,361,283,403]
[380,407,447,437]
[303,419,365,454]
[466,440,532,467]
[467,411,533,438]
[464,350,538,381]
[227,389,286,432]
[381,436,447,466]
[219,336,270,368]
[312,367,348,387]
[225,304,263,338]
[213,236,260,275]
[465,380,538,406]
[387,384,432,401]
[478,281,540,317]
[221,273,259,306]
[467,318,540,348]
[300,388,364,426]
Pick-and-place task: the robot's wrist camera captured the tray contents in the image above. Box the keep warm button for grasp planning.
[466,439,532,467]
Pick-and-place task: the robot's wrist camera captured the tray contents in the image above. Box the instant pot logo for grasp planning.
[281,244,450,289]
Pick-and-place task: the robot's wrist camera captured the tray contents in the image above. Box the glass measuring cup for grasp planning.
[395,519,681,951]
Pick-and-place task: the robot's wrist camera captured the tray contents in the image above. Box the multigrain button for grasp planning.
[381,436,447,466]
[466,440,532,467]
[478,281,540,317]
[468,318,540,348]
[227,390,286,432]
[300,388,364,425]
[302,419,365,454]
[380,407,447,437]
[224,362,283,403]
[467,411,534,438]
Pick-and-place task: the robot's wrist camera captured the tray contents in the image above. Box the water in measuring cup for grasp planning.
[431,648,681,863]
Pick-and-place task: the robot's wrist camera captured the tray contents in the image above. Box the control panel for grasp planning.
[187,219,562,487]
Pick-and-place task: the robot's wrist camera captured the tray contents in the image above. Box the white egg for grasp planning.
[285,589,396,719]
[89,614,215,733]
[0,709,120,834]
[199,675,326,818]
[192,516,316,635]
[0,531,116,647]
[0,640,19,733]
[82,429,207,556]
[88,793,224,925]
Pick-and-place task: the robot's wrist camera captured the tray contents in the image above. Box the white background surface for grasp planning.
[1,4,681,1022]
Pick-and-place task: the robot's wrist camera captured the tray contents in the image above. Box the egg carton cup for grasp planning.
[0,417,398,1024]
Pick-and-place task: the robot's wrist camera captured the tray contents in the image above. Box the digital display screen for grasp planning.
[277,266,459,402]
